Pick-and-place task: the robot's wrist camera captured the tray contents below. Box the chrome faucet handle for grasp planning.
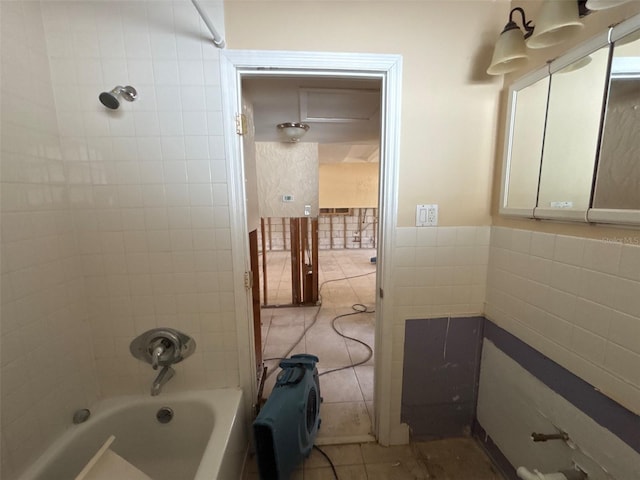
[149,337,174,369]
[151,344,164,370]
[130,328,196,369]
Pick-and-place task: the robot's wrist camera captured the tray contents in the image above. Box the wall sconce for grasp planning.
[277,122,310,143]
[526,0,584,49]
[585,0,631,10]
[487,7,534,75]
[488,1,591,75]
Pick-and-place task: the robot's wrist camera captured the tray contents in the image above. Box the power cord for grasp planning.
[263,271,376,380]
[319,303,374,377]
[312,445,339,479]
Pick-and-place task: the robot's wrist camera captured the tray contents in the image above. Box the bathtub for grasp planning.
[18,389,247,480]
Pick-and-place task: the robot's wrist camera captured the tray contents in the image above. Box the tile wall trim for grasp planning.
[484,320,640,454]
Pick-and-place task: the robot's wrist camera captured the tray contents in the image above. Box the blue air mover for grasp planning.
[253,354,321,479]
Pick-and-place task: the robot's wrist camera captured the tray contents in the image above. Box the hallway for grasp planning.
[259,249,377,443]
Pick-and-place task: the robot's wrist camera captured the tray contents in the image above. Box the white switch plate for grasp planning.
[416,204,438,227]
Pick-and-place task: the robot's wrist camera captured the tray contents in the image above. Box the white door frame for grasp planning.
[220,50,403,445]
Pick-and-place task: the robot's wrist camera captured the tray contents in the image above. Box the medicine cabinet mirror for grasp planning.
[500,70,549,216]
[591,25,640,224]
[500,12,640,226]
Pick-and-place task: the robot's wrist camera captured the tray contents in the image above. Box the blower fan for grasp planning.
[253,354,321,479]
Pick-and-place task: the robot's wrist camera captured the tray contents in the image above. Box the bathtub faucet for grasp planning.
[151,365,175,396]
[129,328,196,396]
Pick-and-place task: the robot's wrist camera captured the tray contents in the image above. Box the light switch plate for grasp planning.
[416,204,438,226]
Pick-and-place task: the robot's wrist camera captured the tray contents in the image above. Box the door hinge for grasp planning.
[244,271,253,289]
[379,287,384,299]
[235,113,247,136]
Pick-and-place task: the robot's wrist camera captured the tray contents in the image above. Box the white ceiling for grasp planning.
[242,76,382,164]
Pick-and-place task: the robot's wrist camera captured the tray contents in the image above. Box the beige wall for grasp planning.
[493,0,640,238]
[224,0,509,227]
[319,163,379,209]
[256,142,319,217]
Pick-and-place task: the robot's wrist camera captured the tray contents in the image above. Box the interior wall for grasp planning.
[0,3,99,479]
[33,1,239,404]
[486,226,640,416]
[319,163,379,209]
[224,0,508,227]
[256,142,319,218]
[478,339,640,480]
[224,0,509,443]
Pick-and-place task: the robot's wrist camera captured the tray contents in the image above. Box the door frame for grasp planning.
[220,49,403,445]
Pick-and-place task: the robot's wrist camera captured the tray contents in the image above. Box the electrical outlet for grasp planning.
[304,204,311,216]
[416,204,438,226]
[282,194,294,202]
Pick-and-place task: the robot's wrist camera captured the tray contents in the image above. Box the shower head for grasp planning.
[99,85,137,109]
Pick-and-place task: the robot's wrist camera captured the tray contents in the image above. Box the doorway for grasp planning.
[220,50,402,445]
[248,74,381,444]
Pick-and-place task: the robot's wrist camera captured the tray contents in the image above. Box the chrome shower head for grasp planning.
[99,85,137,109]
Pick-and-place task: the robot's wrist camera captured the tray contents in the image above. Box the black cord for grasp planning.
[319,303,375,377]
[263,271,376,381]
[312,445,339,479]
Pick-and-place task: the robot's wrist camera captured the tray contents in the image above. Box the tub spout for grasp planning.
[151,365,175,396]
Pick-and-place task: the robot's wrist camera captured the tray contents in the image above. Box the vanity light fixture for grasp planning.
[585,0,632,10]
[488,1,594,75]
[487,7,534,75]
[277,122,310,143]
[526,0,584,49]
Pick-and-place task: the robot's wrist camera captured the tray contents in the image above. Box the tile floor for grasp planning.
[259,249,377,443]
[242,437,505,479]
[250,250,505,479]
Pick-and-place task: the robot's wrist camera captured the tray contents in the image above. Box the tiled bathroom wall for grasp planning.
[390,226,491,439]
[485,226,640,415]
[1,2,233,479]
[0,2,99,478]
[37,0,238,399]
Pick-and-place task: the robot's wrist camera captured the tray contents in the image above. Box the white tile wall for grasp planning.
[0,3,99,479]
[38,0,236,398]
[392,226,490,320]
[1,2,231,479]
[485,226,640,414]
[389,225,491,434]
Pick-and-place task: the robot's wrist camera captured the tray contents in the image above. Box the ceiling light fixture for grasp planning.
[487,7,534,75]
[277,122,310,143]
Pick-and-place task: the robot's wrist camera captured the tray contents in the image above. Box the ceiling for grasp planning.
[242,76,382,164]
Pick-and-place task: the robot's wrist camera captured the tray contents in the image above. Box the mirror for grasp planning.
[536,43,611,217]
[500,12,640,227]
[593,32,640,210]
[502,72,550,214]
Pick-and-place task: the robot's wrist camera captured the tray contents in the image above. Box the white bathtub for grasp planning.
[18,389,248,480]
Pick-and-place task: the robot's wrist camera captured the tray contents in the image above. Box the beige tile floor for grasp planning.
[259,249,377,443]
[242,437,505,479]
[251,250,504,479]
